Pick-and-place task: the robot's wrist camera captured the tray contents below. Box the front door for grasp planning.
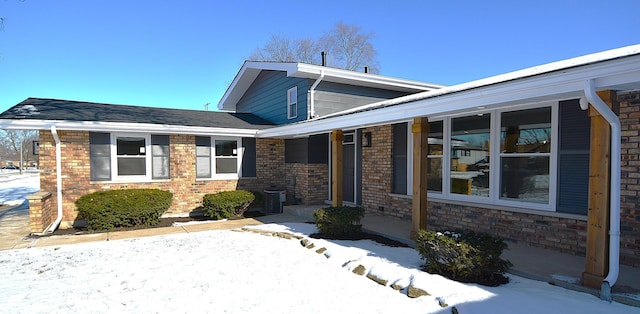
[343,132,356,203]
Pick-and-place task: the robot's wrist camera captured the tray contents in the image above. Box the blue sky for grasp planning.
[1,0,639,113]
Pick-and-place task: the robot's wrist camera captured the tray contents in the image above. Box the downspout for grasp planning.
[47,125,63,233]
[581,79,620,301]
[308,70,325,119]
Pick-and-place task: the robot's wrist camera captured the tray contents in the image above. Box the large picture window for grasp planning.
[408,103,563,213]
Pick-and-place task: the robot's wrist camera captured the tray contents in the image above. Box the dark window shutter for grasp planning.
[241,138,256,177]
[557,100,590,215]
[90,132,111,181]
[151,135,170,179]
[392,123,408,194]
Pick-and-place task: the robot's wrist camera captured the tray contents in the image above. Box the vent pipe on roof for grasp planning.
[364,66,369,73]
[321,51,327,66]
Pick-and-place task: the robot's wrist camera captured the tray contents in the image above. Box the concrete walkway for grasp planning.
[0,204,638,306]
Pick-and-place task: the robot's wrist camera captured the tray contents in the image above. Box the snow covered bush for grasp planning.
[75,189,173,231]
[202,190,255,220]
[415,229,512,286]
[313,206,365,238]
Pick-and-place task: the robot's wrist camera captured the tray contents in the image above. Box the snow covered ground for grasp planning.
[0,170,39,207]
[0,223,635,313]
[0,172,637,313]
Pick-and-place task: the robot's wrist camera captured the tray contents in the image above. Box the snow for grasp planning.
[0,225,635,313]
[0,173,637,313]
[0,170,39,207]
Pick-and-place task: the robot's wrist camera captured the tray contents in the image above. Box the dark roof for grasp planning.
[0,98,274,129]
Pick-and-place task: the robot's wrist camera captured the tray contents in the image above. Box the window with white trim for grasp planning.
[392,103,563,212]
[89,132,170,181]
[287,86,298,119]
[196,136,242,179]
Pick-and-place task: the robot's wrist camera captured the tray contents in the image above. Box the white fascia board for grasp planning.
[0,120,260,137]
[257,53,640,138]
[294,63,444,91]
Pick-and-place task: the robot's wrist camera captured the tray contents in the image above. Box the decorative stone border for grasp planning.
[237,227,455,311]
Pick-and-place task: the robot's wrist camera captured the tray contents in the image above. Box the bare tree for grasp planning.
[249,22,379,73]
[0,130,38,173]
[319,21,379,73]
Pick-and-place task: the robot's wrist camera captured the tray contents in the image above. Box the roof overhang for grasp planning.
[217,61,445,111]
[0,120,261,137]
[256,45,640,138]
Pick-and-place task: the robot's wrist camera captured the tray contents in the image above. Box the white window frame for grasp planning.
[419,102,559,212]
[110,132,152,182]
[287,86,298,119]
[196,136,243,180]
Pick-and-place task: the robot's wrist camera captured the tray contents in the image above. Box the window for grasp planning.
[116,136,146,176]
[427,121,443,192]
[196,136,245,179]
[450,114,491,197]
[287,86,298,119]
[499,107,551,204]
[215,139,238,174]
[89,132,170,181]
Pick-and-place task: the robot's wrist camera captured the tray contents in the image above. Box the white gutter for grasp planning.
[47,125,63,233]
[308,70,325,119]
[0,120,262,137]
[582,79,620,301]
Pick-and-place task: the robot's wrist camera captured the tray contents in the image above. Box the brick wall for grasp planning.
[618,90,640,267]
[37,131,284,228]
[361,125,413,219]
[27,192,52,233]
[285,163,328,205]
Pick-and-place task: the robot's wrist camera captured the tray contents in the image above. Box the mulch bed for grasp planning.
[49,211,267,236]
[48,213,409,248]
[310,232,410,248]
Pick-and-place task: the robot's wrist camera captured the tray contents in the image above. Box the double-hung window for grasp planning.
[90,132,170,181]
[196,136,242,179]
[287,86,298,119]
[499,107,552,204]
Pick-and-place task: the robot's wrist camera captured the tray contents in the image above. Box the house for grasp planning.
[1,45,639,297]
[0,62,438,231]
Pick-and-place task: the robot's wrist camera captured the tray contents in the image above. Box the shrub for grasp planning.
[415,229,512,286]
[313,206,365,238]
[76,189,173,231]
[202,190,255,220]
[248,190,263,209]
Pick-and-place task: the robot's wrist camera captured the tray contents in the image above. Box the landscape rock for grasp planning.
[407,284,430,298]
[315,247,327,254]
[352,265,366,276]
[366,273,388,286]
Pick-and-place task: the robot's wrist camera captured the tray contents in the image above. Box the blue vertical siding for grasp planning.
[236,71,308,125]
